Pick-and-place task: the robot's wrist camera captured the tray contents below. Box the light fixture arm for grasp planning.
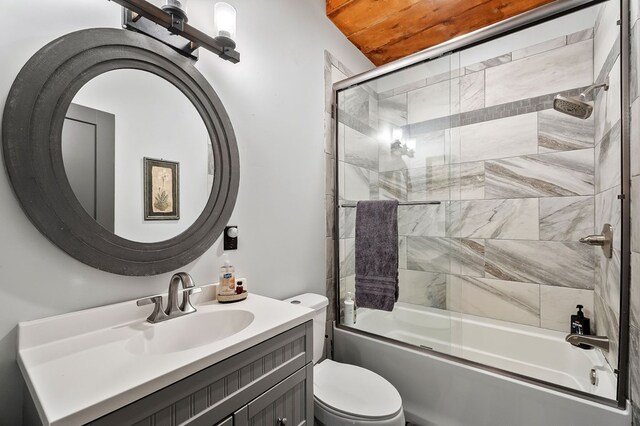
[109,0,240,63]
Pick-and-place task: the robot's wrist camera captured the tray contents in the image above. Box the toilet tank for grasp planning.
[283,293,328,363]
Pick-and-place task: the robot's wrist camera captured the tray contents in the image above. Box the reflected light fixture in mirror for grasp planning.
[214,2,237,49]
[389,127,415,158]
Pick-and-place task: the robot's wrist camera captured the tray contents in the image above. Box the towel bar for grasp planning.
[339,201,441,208]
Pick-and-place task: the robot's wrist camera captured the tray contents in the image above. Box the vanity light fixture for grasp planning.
[109,0,240,63]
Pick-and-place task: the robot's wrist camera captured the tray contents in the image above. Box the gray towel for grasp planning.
[355,200,399,311]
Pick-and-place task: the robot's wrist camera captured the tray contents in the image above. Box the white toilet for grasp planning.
[284,293,405,426]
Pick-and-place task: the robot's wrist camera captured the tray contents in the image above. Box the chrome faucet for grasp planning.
[166,272,197,316]
[565,334,610,352]
[137,272,202,323]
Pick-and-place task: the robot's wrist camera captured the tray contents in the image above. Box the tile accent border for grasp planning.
[405,86,592,136]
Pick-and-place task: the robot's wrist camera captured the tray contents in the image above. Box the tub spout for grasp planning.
[565,334,609,351]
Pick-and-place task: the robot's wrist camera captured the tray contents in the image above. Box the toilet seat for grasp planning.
[314,360,403,420]
[314,396,405,423]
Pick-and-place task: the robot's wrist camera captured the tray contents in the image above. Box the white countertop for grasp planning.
[17,286,314,425]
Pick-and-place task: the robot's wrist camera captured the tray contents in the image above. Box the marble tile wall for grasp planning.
[484,240,595,288]
[539,196,594,241]
[408,80,452,123]
[444,29,603,332]
[484,149,595,198]
[485,39,593,106]
[447,199,539,240]
[447,276,541,327]
[458,113,538,163]
[335,28,607,334]
[538,108,595,152]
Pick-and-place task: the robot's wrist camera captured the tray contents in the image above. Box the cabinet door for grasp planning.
[235,364,313,426]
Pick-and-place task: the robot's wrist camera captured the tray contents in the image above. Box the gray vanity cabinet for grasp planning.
[88,322,313,426]
[234,364,312,426]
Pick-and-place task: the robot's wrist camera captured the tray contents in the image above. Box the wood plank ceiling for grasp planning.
[327,0,556,66]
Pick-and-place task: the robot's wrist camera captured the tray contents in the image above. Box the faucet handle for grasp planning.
[188,287,202,296]
[137,295,160,307]
[137,296,168,323]
[180,287,202,314]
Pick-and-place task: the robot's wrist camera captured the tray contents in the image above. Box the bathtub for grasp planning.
[334,303,630,426]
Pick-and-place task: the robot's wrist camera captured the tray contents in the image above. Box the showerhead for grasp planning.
[552,79,608,120]
[553,95,593,119]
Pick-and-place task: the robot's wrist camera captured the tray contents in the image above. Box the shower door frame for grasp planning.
[332,0,631,410]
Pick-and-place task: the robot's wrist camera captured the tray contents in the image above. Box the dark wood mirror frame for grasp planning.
[2,28,240,276]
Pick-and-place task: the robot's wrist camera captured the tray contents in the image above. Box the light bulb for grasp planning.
[392,128,403,141]
[214,2,237,48]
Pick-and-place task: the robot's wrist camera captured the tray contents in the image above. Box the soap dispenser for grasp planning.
[217,254,236,297]
[344,292,356,326]
[571,305,592,349]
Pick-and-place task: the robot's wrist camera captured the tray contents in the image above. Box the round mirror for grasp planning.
[2,29,239,275]
[62,69,213,243]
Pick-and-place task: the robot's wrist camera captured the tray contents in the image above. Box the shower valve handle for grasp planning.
[579,235,606,245]
[579,224,613,258]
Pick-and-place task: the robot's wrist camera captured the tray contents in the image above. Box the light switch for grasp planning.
[224,225,238,250]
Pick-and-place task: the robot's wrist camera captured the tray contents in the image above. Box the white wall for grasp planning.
[0,1,372,424]
[73,69,211,243]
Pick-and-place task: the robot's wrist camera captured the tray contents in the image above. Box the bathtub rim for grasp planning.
[354,302,617,395]
[333,321,625,410]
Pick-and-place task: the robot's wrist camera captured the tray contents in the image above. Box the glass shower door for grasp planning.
[335,0,623,402]
[449,0,620,398]
[336,54,460,355]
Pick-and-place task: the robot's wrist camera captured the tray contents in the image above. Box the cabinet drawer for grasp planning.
[89,322,312,426]
[235,364,313,426]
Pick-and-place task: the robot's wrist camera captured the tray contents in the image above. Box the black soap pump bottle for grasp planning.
[571,305,592,350]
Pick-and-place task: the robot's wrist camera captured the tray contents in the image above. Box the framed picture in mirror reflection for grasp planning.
[144,158,180,220]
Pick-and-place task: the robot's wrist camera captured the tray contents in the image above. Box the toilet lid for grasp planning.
[314,360,402,419]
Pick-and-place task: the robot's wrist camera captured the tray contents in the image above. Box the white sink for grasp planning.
[17,287,314,426]
[126,310,255,355]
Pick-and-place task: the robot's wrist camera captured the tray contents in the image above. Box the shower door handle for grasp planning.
[579,224,612,258]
